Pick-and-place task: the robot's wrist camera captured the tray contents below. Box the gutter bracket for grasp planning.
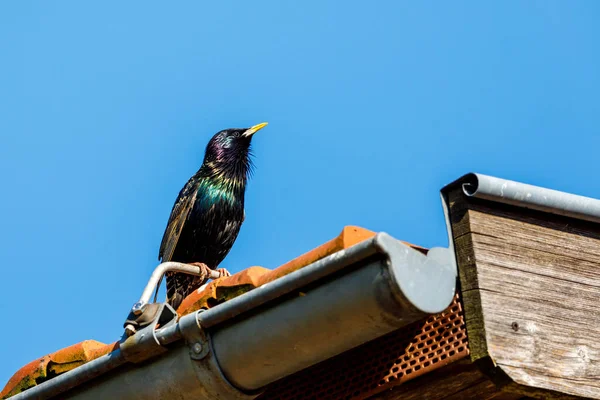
[179,310,261,399]
[179,310,210,360]
[120,302,178,364]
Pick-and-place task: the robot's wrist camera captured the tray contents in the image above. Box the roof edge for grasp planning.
[441,172,600,224]
[2,225,427,399]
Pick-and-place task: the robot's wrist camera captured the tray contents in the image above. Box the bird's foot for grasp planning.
[215,268,231,279]
[189,262,211,281]
[188,263,230,280]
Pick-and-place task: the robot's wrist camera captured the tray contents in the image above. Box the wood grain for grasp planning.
[449,189,600,399]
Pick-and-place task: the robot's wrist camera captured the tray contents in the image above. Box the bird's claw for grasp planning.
[216,268,231,278]
[190,262,211,280]
[188,263,230,280]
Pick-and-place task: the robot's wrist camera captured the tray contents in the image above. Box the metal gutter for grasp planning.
[438,172,600,302]
[443,172,600,224]
[209,233,456,391]
[11,232,457,400]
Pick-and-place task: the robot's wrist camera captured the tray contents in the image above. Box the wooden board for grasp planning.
[370,359,523,400]
[448,189,600,399]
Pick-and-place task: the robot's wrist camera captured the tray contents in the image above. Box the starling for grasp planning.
[158,122,268,310]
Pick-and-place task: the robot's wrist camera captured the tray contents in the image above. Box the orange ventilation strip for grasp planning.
[257,293,468,400]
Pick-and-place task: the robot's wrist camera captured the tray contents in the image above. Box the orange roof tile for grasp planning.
[178,226,425,315]
[1,340,118,399]
[177,266,271,315]
[177,225,375,314]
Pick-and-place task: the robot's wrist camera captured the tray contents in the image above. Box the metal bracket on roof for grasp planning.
[176,309,259,399]
[120,302,178,364]
[124,261,222,336]
[123,262,205,337]
[129,261,222,318]
[179,309,211,360]
[124,302,164,337]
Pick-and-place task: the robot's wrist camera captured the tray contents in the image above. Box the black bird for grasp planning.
[159,122,268,310]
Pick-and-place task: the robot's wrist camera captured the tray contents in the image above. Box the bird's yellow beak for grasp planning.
[242,122,268,137]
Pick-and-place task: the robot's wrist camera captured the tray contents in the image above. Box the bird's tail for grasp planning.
[165,271,202,311]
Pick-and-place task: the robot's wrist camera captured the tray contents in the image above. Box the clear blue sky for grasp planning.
[1,1,599,386]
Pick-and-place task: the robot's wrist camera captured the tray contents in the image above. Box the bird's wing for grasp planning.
[158,179,198,262]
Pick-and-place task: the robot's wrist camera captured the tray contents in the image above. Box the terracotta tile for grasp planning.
[1,340,118,398]
[177,266,271,316]
[257,226,381,285]
[177,226,426,314]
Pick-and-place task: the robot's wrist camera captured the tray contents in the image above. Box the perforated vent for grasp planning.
[257,293,468,400]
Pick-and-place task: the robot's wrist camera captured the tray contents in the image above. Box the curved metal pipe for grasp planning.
[131,261,221,315]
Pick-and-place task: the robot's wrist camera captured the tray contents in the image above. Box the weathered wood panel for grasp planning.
[449,190,600,399]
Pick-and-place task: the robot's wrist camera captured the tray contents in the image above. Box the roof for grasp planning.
[2,226,428,399]
[5,172,600,400]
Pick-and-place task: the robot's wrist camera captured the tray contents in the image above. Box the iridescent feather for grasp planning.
[158,124,265,310]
